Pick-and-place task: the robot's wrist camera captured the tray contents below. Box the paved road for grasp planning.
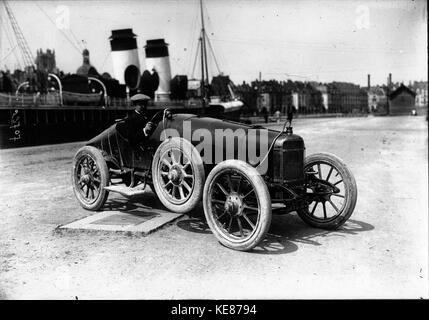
[0,115,427,299]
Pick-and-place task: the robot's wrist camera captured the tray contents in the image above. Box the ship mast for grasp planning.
[199,0,209,114]
[2,0,35,70]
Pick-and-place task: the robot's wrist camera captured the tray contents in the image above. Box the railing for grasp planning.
[0,92,61,107]
[0,94,199,109]
[0,92,129,108]
[48,73,63,106]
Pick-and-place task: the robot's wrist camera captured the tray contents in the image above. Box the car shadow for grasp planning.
[176,211,374,255]
[175,206,212,234]
[103,195,374,256]
[103,193,164,218]
[176,218,212,234]
[252,213,374,255]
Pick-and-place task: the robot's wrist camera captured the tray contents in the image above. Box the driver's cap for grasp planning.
[130,93,151,102]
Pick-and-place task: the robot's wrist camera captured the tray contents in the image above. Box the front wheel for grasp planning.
[203,160,272,251]
[297,152,357,229]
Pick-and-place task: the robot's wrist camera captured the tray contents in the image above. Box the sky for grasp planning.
[0,0,427,86]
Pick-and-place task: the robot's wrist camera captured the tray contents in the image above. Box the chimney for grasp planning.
[388,73,392,87]
[367,74,371,89]
[109,28,141,90]
[144,39,172,102]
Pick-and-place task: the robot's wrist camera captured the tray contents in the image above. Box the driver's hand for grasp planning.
[143,121,157,136]
[164,109,172,119]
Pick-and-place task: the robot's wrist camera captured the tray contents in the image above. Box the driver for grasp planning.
[116,94,157,145]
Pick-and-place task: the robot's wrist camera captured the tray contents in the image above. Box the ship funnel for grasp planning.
[144,39,171,102]
[109,29,141,90]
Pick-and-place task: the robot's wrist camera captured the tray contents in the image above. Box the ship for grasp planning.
[0,0,243,148]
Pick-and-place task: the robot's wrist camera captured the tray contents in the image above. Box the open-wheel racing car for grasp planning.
[71,109,357,251]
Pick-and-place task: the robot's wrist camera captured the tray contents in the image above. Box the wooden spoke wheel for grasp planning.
[71,146,110,211]
[297,153,357,229]
[152,137,205,213]
[203,160,272,251]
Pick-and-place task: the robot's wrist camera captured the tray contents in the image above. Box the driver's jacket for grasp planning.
[116,110,150,145]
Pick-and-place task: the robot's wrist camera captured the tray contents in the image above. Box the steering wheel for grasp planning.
[150,108,173,123]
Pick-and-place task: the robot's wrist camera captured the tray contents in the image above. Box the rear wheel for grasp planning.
[71,146,110,211]
[203,160,272,251]
[297,153,357,229]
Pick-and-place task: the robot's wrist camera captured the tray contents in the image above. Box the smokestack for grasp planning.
[144,39,172,102]
[109,29,141,90]
[388,73,392,87]
[367,74,371,89]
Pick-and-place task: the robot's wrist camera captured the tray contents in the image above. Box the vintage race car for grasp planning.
[71,109,357,251]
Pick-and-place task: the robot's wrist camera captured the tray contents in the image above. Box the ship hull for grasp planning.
[0,101,242,148]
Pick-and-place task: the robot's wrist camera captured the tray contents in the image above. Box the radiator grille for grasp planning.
[271,135,305,185]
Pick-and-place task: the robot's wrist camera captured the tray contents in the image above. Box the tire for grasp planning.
[297,152,357,229]
[71,146,110,211]
[152,137,205,213]
[203,159,272,251]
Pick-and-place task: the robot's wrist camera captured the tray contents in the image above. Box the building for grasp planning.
[388,84,416,115]
[259,90,289,114]
[76,49,98,76]
[234,81,258,115]
[327,82,368,114]
[249,79,286,114]
[291,90,312,112]
[367,86,387,113]
[410,81,428,108]
[309,82,329,110]
[316,85,328,110]
[35,49,58,73]
[235,79,374,115]
[260,92,271,112]
[287,81,323,114]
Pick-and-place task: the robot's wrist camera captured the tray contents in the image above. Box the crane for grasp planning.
[2,0,35,70]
